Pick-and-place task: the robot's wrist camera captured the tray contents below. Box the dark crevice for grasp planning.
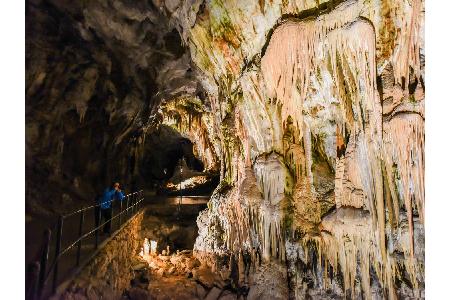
[382,108,424,122]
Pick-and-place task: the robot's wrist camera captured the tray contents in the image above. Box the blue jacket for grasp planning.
[100,188,125,209]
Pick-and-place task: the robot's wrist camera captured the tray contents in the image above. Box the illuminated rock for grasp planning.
[187,0,425,298]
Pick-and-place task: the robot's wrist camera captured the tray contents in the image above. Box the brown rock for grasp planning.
[167,266,176,275]
[196,284,207,299]
[159,255,171,262]
[195,267,215,288]
[127,287,153,300]
[204,287,222,300]
[170,255,182,265]
[186,258,201,269]
[156,268,165,277]
[219,290,237,300]
[132,263,148,271]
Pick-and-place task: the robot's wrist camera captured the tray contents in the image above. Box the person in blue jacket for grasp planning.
[98,182,125,234]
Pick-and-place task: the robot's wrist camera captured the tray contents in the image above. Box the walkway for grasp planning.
[26,191,145,299]
[26,192,210,300]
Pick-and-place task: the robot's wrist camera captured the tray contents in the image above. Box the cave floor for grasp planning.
[127,250,241,300]
[124,198,246,299]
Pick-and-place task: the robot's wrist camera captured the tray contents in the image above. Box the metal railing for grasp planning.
[26,190,145,300]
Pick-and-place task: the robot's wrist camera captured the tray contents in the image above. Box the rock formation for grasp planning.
[26,0,425,298]
[183,0,425,298]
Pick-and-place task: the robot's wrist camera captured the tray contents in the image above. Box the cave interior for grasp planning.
[26,0,425,299]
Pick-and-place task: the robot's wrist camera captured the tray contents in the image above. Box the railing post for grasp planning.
[137,192,140,210]
[130,193,133,215]
[76,210,85,267]
[52,216,63,293]
[110,204,114,234]
[136,192,138,210]
[119,199,123,226]
[38,228,51,297]
[126,195,130,219]
[95,209,101,249]
[131,194,134,215]
[26,261,40,300]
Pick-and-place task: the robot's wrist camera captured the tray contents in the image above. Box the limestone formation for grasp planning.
[185,0,425,298]
[27,0,425,299]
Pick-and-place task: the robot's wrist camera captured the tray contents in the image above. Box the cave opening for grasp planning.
[138,124,219,197]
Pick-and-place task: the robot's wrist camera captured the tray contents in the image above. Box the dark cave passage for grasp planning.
[139,124,219,196]
[140,126,204,185]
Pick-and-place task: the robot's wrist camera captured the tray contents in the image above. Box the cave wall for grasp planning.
[175,0,426,298]
[25,0,207,214]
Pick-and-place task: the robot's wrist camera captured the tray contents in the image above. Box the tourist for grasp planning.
[98,182,125,235]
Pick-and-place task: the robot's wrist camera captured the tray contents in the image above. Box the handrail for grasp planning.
[57,197,142,259]
[26,190,146,300]
[61,191,140,218]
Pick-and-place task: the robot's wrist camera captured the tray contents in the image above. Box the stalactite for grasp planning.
[239,70,284,158]
[192,1,424,298]
[254,154,287,206]
[251,204,286,263]
[159,97,220,171]
[391,0,424,88]
[383,113,425,256]
[256,2,423,297]
[261,2,375,131]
